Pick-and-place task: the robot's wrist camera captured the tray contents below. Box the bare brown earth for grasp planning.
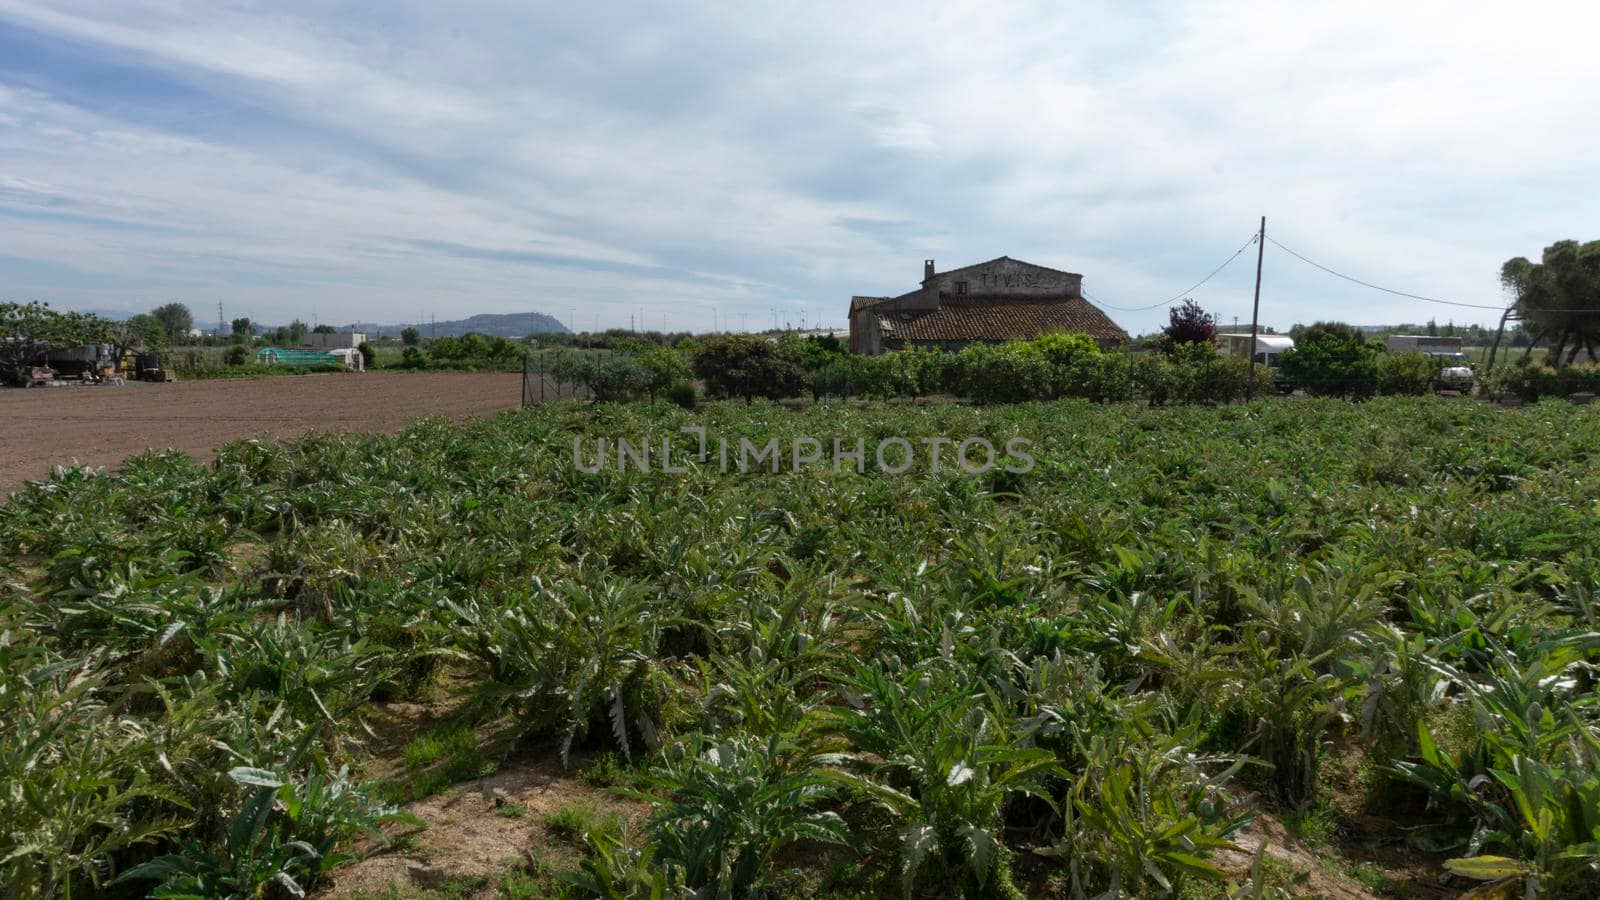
[0,373,525,496]
[320,753,648,899]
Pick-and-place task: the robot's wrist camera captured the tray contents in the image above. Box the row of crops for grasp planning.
[4,397,1600,898]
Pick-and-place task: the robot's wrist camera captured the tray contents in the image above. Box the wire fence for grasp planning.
[521,349,607,407]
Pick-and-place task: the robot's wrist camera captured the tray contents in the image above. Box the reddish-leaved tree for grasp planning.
[1161,299,1217,352]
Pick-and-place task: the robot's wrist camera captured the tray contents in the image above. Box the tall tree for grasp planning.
[106,314,167,370]
[231,317,252,337]
[150,303,194,343]
[1500,240,1600,367]
[0,302,68,383]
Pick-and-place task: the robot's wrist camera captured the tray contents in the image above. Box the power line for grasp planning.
[1085,232,1260,312]
[1086,225,1594,321]
[1274,236,1599,315]
[1265,235,1507,312]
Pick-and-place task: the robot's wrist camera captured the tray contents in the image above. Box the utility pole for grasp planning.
[217,301,225,339]
[1245,216,1266,401]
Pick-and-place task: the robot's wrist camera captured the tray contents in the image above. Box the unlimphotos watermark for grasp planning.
[574,427,1034,475]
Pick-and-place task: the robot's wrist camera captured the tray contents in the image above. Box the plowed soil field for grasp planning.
[0,372,527,495]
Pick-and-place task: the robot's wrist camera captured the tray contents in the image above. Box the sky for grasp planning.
[2,1,1598,334]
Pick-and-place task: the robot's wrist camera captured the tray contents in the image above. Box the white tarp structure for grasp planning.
[327,348,365,371]
[1216,333,1295,365]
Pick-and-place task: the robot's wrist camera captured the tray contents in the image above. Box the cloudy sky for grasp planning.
[2,1,1597,333]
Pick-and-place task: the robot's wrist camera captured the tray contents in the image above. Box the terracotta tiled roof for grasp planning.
[878,295,1127,344]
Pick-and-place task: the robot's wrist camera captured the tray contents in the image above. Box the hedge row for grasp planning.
[1484,358,1600,402]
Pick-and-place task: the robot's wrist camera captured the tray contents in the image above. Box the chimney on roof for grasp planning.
[924,259,935,282]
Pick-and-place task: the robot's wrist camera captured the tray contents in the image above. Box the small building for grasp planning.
[849,257,1126,355]
[1216,333,1295,366]
[1384,335,1462,355]
[304,331,366,350]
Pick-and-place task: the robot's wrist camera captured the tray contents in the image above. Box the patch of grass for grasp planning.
[379,724,496,803]
[344,886,420,900]
[437,875,491,899]
[496,801,527,819]
[756,845,887,899]
[403,724,477,769]
[575,752,650,791]
[348,876,491,900]
[498,853,583,900]
[1343,860,1422,899]
[1175,878,1228,900]
[1353,753,1431,819]
[544,803,621,844]
[1256,854,1313,892]
[344,867,578,900]
[497,867,550,900]
[1282,801,1338,847]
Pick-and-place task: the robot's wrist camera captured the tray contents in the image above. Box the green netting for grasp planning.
[255,347,340,367]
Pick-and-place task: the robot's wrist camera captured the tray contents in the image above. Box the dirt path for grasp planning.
[0,372,527,496]
[320,754,647,898]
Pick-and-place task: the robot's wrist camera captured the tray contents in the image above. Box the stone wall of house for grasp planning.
[927,257,1081,298]
[850,309,883,354]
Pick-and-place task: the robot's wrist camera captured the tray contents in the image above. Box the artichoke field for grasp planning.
[3,396,1599,898]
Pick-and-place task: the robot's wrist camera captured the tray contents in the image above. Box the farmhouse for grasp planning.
[849,257,1127,355]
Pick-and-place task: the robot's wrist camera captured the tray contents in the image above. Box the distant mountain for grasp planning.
[341,312,571,338]
[55,307,572,339]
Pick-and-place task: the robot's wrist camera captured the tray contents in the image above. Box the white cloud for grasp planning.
[0,0,1597,330]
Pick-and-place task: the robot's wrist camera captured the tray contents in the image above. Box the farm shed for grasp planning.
[849,256,1127,355]
[1215,333,1295,366]
[304,331,366,350]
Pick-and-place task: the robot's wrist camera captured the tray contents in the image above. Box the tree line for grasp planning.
[535,293,1591,406]
[542,306,1464,407]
